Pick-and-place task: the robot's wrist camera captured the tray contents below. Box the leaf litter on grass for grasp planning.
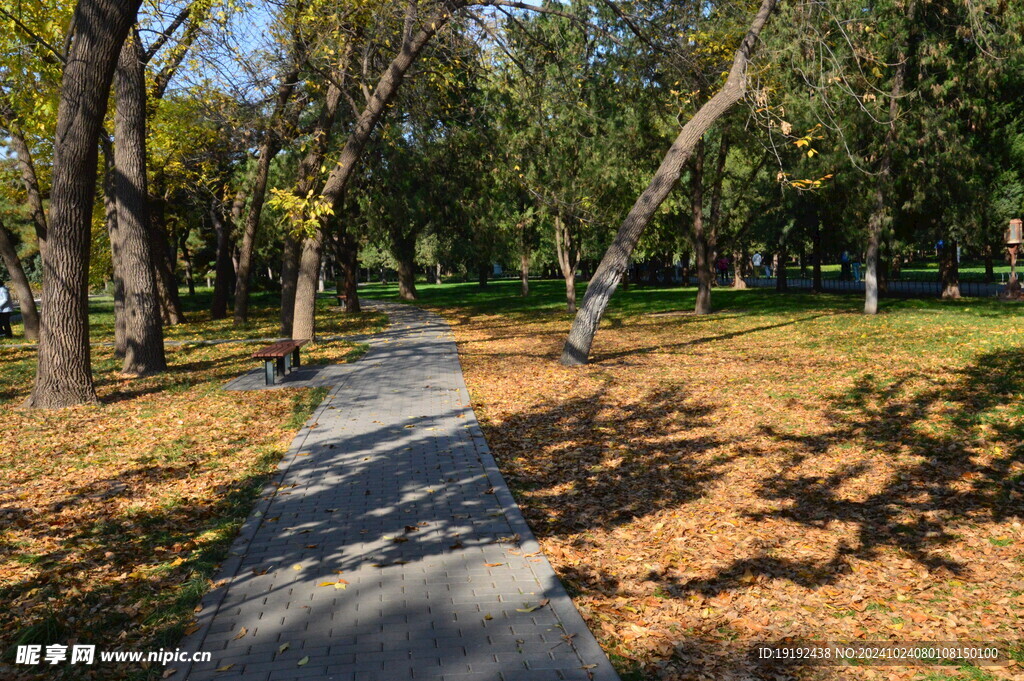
[444,296,1024,681]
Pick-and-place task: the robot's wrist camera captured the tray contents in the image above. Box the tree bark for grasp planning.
[0,219,40,340]
[983,243,994,283]
[291,232,323,340]
[776,241,789,292]
[181,231,195,296]
[113,31,166,375]
[559,0,777,365]
[397,257,417,300]
[28,0,143,408]
[520,250,530,297]
[232,136,281,324]
[211,189,242,319]
[731,251,747,289]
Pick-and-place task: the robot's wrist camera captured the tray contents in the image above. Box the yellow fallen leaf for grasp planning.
[297,656,309,666]
[232,627,247,640]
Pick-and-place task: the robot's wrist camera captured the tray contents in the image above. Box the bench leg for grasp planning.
[264,360,275,385]
[292,348,301,369]
[276,356,286,378]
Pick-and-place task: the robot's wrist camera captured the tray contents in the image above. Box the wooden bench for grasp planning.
[335,293,347,306]
[252,339,309,385]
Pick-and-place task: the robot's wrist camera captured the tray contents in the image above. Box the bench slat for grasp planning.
[251,339,308,359]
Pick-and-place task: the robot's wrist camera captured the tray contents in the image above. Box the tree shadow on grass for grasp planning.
[670,348,1024,597]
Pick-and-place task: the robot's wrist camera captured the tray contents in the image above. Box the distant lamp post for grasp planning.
[1007,218,1023,286]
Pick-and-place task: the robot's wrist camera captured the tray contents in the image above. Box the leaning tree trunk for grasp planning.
[211,189,242,319]
[3,120,49,256]
[28,0,143,408]
[0,219,40,340]
[113,31,166,375]
[560,0,777,365]
[291,3,456,340]
[940,240,961,299]
[233,136,280,324]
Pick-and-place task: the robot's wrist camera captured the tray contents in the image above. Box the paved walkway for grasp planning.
[171,302,619,681]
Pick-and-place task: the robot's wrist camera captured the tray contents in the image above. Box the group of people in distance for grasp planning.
[714,251,863,285]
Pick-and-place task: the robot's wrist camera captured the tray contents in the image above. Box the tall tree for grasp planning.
[28,0,143,408]
[560,0,778,365]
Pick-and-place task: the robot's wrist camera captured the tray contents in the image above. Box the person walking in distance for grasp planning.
[0,281,13,338]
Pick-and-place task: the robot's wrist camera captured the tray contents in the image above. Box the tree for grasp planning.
[28,0,143,408]
[560,0,778,365]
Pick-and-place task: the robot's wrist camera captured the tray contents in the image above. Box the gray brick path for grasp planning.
[172,302,619,681]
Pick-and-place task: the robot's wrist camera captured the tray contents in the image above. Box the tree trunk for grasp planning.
[28,0,143,408]
[560,0,777,365]
[520,250,530,297]
[102,138,127,357]
[397,257,417,300]
[731,251,747,289]
[3,121,49,255]
[812,216,823,292]
[113,31,166,375]
[291,3,457,340]
[940,240,961,299]
[554,215,580,313]
[291,232,323,340]
[211,190,242,319]
[865,5,913,315]
[478,262,489,288]
[149,197,185,324]
[0,219,40,340]
[691,141,713,314]
[341,233,361,313]
[983,244,995,283]
[181,232,195,296]
[279,234,300,334]
[776,243,789,292]
[232,138,280,324]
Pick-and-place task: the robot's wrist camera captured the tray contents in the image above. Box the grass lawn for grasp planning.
[0,290,385,681]
[363,279,1024,681]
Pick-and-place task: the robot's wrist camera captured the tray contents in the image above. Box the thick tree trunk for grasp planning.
[28,0,143,408]
[397,257,417,300]
[279,234,300,334]
[940,240,961,299]
[0,219,40,340]
[291,4,456,339]
[291,233,323,341]
[113,32,166,375]
[560,0,777,365]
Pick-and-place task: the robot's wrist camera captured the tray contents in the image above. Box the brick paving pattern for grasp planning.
[171,302,619,681]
